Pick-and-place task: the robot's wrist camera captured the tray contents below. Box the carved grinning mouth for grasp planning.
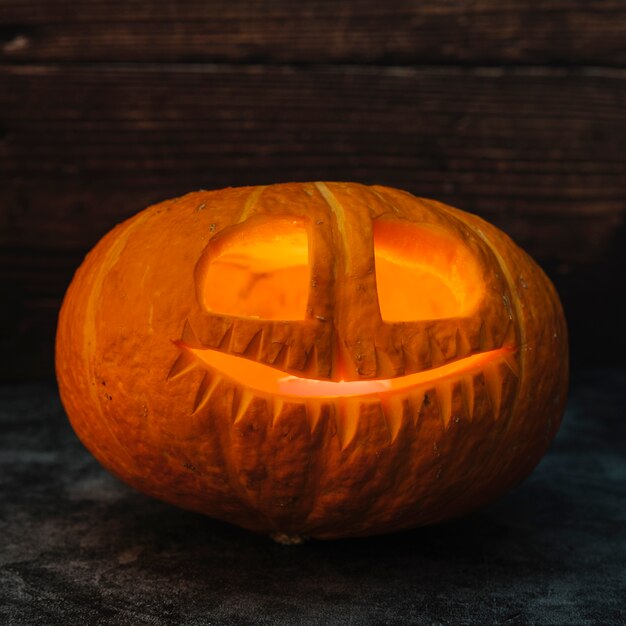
[183,345,518,399]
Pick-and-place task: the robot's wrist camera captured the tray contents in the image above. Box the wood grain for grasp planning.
[1,63,624,250]
[1,1,625,65]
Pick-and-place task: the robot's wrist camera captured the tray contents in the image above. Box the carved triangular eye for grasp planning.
[199,217,310,319]
[373,220,485,321]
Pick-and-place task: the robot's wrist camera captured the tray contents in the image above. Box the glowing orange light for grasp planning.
[373,220,486,321]
[188,346,514,399]
[188,213,506,399]
[198,218,310,320]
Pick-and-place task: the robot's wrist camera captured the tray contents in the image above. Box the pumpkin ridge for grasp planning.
[239,185,267,222]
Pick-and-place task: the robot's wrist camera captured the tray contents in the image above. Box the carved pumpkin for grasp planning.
[56,182,568,539]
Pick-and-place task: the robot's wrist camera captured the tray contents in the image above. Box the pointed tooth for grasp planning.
[484,362,503,418]
[301,344,318,378]
[436,380,453,428]
[456,327,472,358]
[428,330,446,367]
[192,372,219,414]
[230,386,242,422]
[461,375,475,421]
[271,343,289,368]
[167,350,197,380]
[502,350,520,378]
[192,374,207,413]
[375,346,401,378]
[335,399,359,451]
[272,398,284,427]
[233,390,255,425]
[287,342,314,372]
[187,313,231,348]
[230,321,262,355]
[181,319,201,347]
[306,400,324,433]
[381,396,404,443]
[408,390,425,428]
[241,329,264,359]
[401,329,432,373]
[218,324,234,350]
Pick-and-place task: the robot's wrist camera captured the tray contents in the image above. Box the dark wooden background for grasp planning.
[1,1,624,380]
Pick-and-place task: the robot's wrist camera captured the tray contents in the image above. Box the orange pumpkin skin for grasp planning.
[56,182,568,539]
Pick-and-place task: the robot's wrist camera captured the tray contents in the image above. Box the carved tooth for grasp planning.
[192,372,219,414]
[230,321,263,355]
[375,346,402,378]
[230,386,242,422]
[428,330,446,367]
[241,329,264,359]
[188,314,231,349]
[233,390,256,425]
[399,343,408,376]
[181,319,201,347]
[483,362,503,418]
[287,343,311,372]
[167,350,197,380]
[455,327,472,358]
[461,375,475,421]
[217,324,234,351]
[271,343,289,369]
[381,396,404,444]
[272,398,284,427]
[436,380,453,428]
[408,390,425,429]
[301,344,319,378]
[306,399,324,434]
[335,399,360,451]
[401,330,432,373]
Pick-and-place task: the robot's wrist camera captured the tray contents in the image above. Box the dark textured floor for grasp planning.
[1,369,625,626]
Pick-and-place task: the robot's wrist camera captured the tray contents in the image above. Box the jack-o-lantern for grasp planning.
[56,182,568,540]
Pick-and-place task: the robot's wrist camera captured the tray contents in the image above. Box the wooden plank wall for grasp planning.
[1,1,624,379]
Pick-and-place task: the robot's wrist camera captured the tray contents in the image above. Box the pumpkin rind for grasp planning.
[55,182,568,539]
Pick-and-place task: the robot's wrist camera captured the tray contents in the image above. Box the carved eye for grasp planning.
[199,218,310,320]
[373,220,485,321]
